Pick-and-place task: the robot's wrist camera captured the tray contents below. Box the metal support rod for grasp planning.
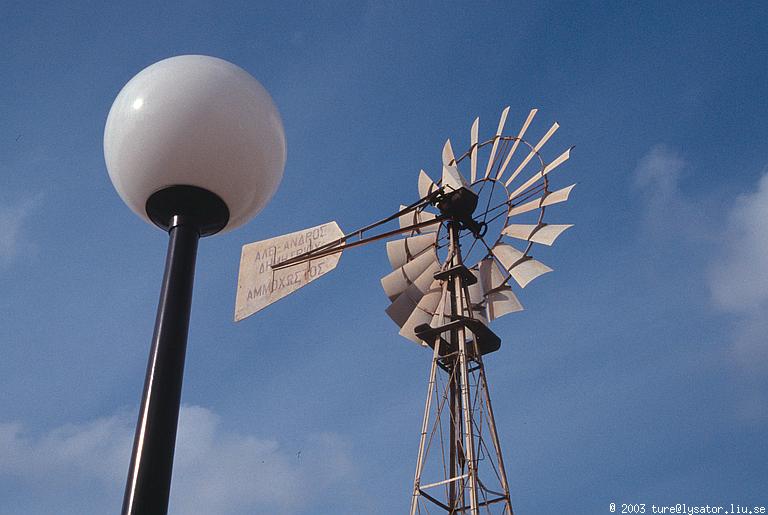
[451,222,480,515]
[449,373,458,510]
[479,368,514,515]
[411,336,443,515]
[122,216,200,515]
[447,257,459,511]
[273,215,444,270]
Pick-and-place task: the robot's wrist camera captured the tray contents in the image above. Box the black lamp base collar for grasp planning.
[146,185,230,236]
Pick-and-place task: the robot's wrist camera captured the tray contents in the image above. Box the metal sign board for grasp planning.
[234,221,344,322]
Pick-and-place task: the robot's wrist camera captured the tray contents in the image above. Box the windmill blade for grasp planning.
[542,183,576,206]
[507,183,576,218]
[442,139,468,191]
[470,117,479,183]
[399,279,444,344]
[504,123,561,188]
[502,223,573,246]
[542,146,572,175]
[385,262,441,326]
[442,165,467,191]
[429,287,449,328]
[507,196,543,217]
[491,243,552,288]
[466,268,486,307]
[398,205,439,233]
[381,248,438,300]
[495,108,537,182]
[418,169,439,199]
[465,268,488,324]
[386,233,437,270]
[486,289,523,320]
[484,106,510,179]
[235,221,345,321]
[508,257,553,288]
[479,257,508,292]
[443,138,456,166]
[508,146,572,198]
[478,258,523,320]
[501,224,537,241]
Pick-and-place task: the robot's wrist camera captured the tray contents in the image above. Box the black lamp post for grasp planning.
[103,55,286,515]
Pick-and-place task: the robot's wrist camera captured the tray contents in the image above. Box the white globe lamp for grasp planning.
[105,54,286,234]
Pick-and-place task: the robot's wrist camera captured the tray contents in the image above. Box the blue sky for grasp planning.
[1,1,767,514]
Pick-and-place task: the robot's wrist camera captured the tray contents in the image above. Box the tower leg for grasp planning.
[478,362,514,514]
[455,296,479,512]
[411,339,442,515]
[449,376,456,510]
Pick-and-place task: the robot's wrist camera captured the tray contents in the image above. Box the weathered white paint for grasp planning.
[234,221,344,321]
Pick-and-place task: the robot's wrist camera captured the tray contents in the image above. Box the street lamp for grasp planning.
[104,55,286,515]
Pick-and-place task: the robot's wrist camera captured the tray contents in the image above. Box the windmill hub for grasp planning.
[434,186,486,237]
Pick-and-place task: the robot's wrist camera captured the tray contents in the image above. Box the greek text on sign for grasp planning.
[235,221,344,321]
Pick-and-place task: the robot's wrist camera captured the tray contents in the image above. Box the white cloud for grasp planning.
[0,194,39,268]
[708,172,768,313]
[0,409,131,483]
[634,144,686,197]
[170,406,354,515]
[634,146,767,418]
[729,315,768,375]
[707,171,768,377]
[0,405,355,515]
[633,144,705,240]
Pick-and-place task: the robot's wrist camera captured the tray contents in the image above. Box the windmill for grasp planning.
[235,107,574,514]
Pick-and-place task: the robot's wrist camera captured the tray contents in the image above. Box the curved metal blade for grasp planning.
[381,249,438,300]
[507,197,543,217]
[466,267,486,306]
[502,223,573,246]
[429,288,449,328]
[491,243,552,288]
[479,257,507,292]
[507,183,576,218]
[418,169,439,199]
[491,242,525,271]
[496,108,537,182]
[466,268,488,324]
[542,183,576,206]
[542,147,572,175]
[399,279,443,344]
[509,257,553,288]
[478,258,523,320]
[502,224,537,241]
[442,139,468,191]
[470,117,479,183]
[385,262,441,326]
[486,289,523,320]
[443,138,456,166]
[484,106,510,179]
[386,233,437,270]
[504,123,561,188]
